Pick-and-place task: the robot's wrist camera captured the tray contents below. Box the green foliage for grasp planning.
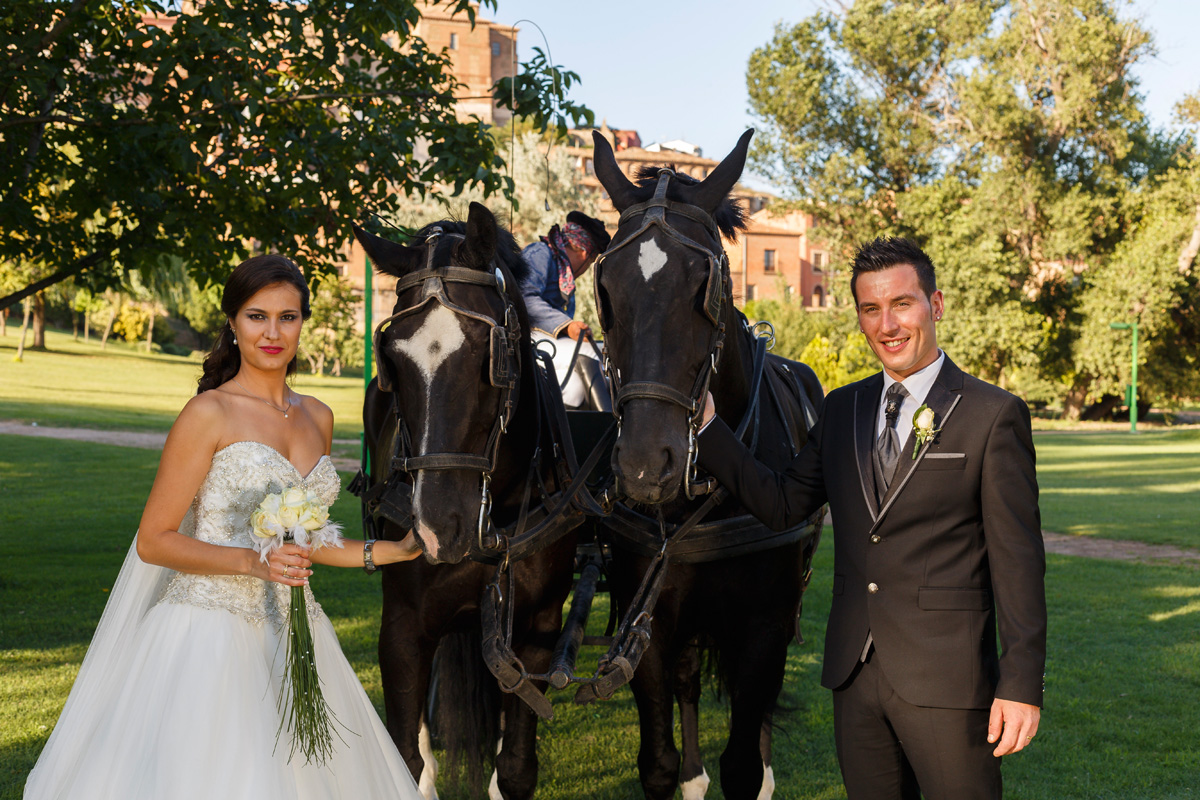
[493,48,594,142]
[746,0,1199,409]
[111,304,150,343]
[1,0,588,310]
[300,274,364,376]
[178,280,226,344]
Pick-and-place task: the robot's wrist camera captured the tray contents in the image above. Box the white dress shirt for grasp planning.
[876,350,946,450]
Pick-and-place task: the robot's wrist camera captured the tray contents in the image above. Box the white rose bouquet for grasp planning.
[250,487,344,765]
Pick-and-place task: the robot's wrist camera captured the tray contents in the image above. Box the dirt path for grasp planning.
[0,420,361,473]
[4,419,1197,566]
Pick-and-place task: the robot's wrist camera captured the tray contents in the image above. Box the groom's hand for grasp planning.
[988,697,1040,756]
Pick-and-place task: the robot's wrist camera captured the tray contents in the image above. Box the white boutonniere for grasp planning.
[911,404,941,458]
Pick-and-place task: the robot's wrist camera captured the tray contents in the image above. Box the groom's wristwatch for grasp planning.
[362,539,378,574]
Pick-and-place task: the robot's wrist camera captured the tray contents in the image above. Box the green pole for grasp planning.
[1109,321,1138,434]
[1130,322,1138,434]
[362,252,373,471]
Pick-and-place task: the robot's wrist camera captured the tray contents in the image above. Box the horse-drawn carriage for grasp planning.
[348,130,827,800]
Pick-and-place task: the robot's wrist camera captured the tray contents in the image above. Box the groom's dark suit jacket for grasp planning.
[699,356,1046,710]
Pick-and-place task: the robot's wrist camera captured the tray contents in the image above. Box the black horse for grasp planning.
[590,129,826,799]
[355,203,580,800]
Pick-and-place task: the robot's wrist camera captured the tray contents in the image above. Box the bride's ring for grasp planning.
[282,566,290,577]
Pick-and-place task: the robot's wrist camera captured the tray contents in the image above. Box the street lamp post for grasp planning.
[1109,321,1138,433]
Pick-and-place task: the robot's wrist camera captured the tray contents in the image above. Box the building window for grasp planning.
[746,285,756,301]
[763,250,776,272]
[812,251,826,273]
[814,285,826,307]
[449,33,459,50]
[491,41,501,56]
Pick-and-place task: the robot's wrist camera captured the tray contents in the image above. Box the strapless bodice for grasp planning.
[157,441,341,628]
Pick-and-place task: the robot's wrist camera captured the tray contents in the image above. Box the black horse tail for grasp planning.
[427,628,501,797]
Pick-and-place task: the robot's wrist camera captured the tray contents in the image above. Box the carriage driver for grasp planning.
[520,211,612,410]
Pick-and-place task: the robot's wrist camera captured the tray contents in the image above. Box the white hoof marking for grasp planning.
[418,719,439,800]
[757,763,775,800]
[681,767,711,800]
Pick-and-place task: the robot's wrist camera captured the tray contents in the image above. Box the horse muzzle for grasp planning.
[611,406,688,505]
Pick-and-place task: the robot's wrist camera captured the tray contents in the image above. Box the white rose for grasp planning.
[915,407,936,431]
[298,504,329,532]
[259,493,282,517]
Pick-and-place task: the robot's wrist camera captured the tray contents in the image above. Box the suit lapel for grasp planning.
[872,358,965,531]
[853,375,884,521]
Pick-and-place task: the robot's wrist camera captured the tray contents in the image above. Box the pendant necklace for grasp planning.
[232,377,292,419]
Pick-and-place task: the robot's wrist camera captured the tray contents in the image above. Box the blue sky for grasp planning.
[491,0,1200,182]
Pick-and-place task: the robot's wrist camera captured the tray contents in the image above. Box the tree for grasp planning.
[301,275,364,376]
[1,0,590,311]
[746,0,1176,411]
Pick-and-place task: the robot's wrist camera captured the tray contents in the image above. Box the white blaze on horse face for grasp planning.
[393,303,467,552]
[638,238,669,282]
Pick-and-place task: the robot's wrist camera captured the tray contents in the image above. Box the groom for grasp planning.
[697,237,1046,799]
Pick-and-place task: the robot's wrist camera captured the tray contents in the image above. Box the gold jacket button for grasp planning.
[867,582,880,594]
[870,534,882,544]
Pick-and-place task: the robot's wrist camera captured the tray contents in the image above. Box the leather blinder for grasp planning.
[702,256,724,325]
[373,327,393,392]
[489,325,513,388]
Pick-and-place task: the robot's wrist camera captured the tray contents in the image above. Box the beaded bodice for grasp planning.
[157,441,341,629]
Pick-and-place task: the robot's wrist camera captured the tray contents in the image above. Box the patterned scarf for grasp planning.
[542,222,593,303]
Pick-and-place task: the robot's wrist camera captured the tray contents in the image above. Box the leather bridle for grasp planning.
[594,169,731,498]
[373,226,522,548]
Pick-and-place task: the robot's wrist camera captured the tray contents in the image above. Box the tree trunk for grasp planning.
[14,298,32,361]
[101,307,116,349]
[83,309,90,343]
[0,305,7,337]
[32,291,46,349]
[332,357,342,377]
[146,306,155,352]
[73,311,79,340]
[1061,380,1090,420]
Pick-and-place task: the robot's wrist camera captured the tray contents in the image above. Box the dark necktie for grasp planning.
[877,382,909,488]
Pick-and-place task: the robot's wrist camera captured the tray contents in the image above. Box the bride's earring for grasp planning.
[231,326,237,346]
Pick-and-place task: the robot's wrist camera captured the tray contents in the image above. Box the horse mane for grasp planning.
[630,165,748,243]
[412,218,534,350]
[414,219,530,285]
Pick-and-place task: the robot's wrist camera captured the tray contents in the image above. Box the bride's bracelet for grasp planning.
[362,539,378,574]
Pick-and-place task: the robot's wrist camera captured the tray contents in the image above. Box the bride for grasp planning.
[25,255,426,800]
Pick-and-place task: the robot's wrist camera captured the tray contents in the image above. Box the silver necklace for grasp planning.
[232,377,292,419]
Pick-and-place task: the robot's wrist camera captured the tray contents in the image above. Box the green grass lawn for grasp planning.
[1035,429,1200,548]
[2,436,1198,798]
[0,328,367,440]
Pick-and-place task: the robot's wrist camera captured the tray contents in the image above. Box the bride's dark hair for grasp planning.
[197,255,312,394]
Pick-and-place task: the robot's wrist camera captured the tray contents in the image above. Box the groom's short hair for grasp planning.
[850,237,937,303]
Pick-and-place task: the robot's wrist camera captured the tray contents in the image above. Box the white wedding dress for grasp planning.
[24,441,422,800]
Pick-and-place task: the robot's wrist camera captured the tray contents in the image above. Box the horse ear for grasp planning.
[464,202,498,269]
[354,224,420,277]
[592,130,638,212]
[691,129,754,212]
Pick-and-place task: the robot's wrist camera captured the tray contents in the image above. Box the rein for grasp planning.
[594,169,732,498]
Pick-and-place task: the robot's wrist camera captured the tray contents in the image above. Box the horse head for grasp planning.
[355,202,528,564]
[592,129,752,504]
